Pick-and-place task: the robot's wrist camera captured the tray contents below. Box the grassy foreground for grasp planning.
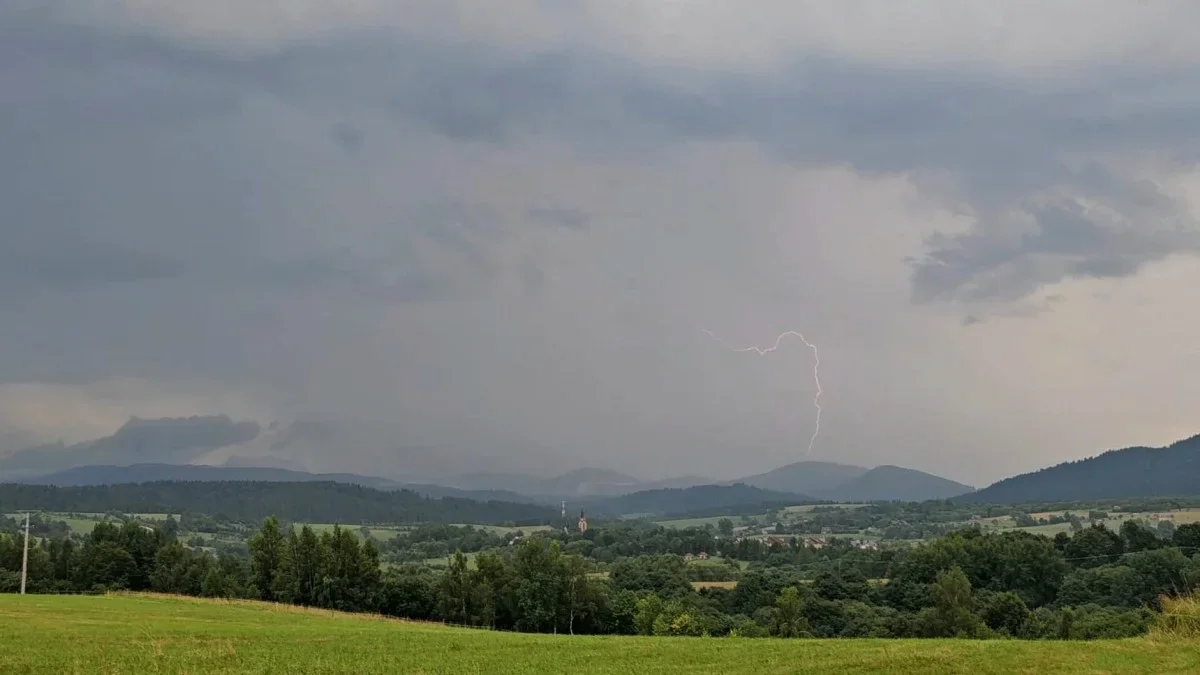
[2,595,1199,674]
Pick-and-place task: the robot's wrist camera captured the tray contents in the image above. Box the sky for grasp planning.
[4,1,1200,486]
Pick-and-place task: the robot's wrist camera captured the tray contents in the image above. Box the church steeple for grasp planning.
[577,509,588,534]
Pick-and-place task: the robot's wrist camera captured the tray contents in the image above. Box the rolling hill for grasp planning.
[809,465,974,502]
[15,463,539,503]
[736,461,870,494]
[736,461,972,502]
[589,483,813,517]
[0,480,557,525]
[963,433,1200,503]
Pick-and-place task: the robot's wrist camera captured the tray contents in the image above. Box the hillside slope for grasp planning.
[2,594,1194,674]
[590,483,812,516]
[737,461,869,494]
[15,463,538,503]
[0,481,556,525]
[814,465,975,502]
[964,434,1200,503]
[737,461,972,502]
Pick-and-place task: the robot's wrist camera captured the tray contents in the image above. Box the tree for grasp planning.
[771,586,811,637]
[1120,521,1160,553]
[161,516,179,541]
[248,516,287,601]
[511,538,561,632]
[1064,525,1123,568]
[981,591,1030,636]
[150,540,191,593]
[285,525,325,606]
[634,594,664,635]
[718,519,734,538]
[922,566,985,638]
[1173,523,1200,550]
[558,553,590,635]
[472,550,511,629]
[437,550,474,625]
[76,540,136,590]
[1158,519,1176,539]
[1058,607,1075,639]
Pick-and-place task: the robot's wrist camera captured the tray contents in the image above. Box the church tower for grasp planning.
[577,509,588,534]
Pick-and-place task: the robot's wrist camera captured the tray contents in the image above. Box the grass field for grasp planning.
[3,595,1200,674]
[781,504,869,514]
[692,580,738,590]
[654,515,767,529]
[299,523,406,541]
[449,524,555,535]
[421,551,480,568]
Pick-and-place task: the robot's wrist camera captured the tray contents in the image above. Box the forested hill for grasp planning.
[963,434,1200,503]
[590,483,812,517]
[0,481,557,525]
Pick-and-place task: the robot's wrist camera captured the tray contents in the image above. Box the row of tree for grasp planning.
[3,514,1195,640]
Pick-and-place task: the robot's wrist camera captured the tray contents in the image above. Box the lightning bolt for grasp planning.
[703,328,823,456]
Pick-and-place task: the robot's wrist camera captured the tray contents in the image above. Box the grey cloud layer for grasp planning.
[4,5,1200,480]
[12,10,1200,306]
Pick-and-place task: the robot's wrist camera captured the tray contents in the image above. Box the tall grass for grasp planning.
[1152,595,1200,638]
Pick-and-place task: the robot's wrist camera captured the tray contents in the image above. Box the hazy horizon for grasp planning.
[4,3,1200,487]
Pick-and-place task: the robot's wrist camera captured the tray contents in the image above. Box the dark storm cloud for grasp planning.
[220,39,1200,304]
[4,6,1200,384]
[330,122,365,155]
[526,207,590,231]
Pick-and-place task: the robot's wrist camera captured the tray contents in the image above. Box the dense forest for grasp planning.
[5,512,1200,640]
[0,482,557,526]
[965,434,1200,503]
[588,484,811,517]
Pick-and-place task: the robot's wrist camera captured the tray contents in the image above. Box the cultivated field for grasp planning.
[2,594,1200,674]
[655,514,769,529]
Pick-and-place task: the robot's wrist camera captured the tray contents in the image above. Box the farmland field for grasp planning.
[301,523,406,540]
[449,523,555,535]
[781,504,869,514]
[655,514,769,529]
[2,594,1199,674]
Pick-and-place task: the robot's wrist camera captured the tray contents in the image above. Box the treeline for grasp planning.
[6,516,1200,640]
[0,481,556,525]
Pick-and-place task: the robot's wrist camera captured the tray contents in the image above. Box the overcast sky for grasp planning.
[4,1,1200,485]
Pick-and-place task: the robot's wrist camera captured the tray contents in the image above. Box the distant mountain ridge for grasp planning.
[0,416,260,477]
[809,465,975,502]
[0,416,584,485]
[14,464,540,504]
[963,434,1200,503]
[734,461,974,502]
[0,414,974,503]
[588,483,814,517]
[735,461,870,494]
[447,468,715,500]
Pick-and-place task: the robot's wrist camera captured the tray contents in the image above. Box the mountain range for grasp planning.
[960,434,1200,503]
[4,414,1199,506]
[0,414,976,503]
